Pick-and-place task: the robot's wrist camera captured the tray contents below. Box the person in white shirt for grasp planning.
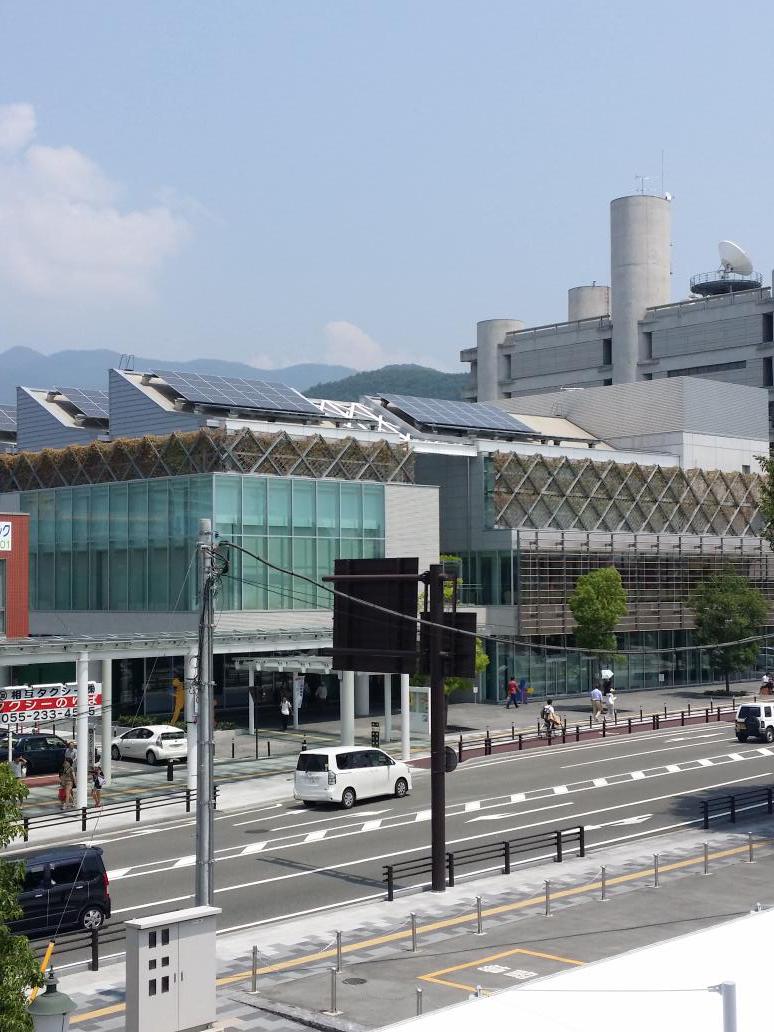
[590,686,604,722]
[603,687,616,722]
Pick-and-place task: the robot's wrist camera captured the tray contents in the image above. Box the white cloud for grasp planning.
[323,321,387,370]
[0,102,190,302]
[0,102,35,154]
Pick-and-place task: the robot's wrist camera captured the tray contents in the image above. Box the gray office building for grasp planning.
[461,193,774,438]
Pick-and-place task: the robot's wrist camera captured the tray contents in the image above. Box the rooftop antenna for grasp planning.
[660,150,665,196]
[119,354,135,371]
[635,175,653,195]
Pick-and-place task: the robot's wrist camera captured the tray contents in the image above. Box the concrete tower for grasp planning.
[475,319,524,401]
[610,194,671,384]
[567,285,610,322]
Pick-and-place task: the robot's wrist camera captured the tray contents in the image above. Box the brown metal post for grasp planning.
[428,564,446,892]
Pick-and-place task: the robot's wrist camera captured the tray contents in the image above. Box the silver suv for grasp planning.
[735,703,774,743]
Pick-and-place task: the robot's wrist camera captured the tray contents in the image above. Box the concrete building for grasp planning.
[462,193,774,440]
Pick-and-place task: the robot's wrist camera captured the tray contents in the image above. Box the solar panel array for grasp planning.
[156,370,319,416]
[381,394,533,435]
[0,405,16,431]
[57,388,110,419]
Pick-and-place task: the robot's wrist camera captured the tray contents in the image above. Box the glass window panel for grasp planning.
[268,538,292,608]
[268,481,291,534]
[215,476,241,537]
[316,539,338,608]
[242,479,266,536]
[340,539,364,560]
[217,545,241,610]
[362,538,383,559]
[72,489,89,547]
[21,494,38,549]
[89,486,109,548]
[37,552,54,609]
[55,552,71,609]
[168,481,187,542]
[55,491,72,547]
[316,482,339,538]
[340,484,362,538]
[362,485,384,539]
[148,482,169,609]
[188,476,213,538]
[38,492,55,547]
[292,481,315,534]
[241,536,267,609]
[292,539,317,609]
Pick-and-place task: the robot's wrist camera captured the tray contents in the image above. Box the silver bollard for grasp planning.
[327,966,341,1016]
[653,853,660,888]
[336,930,342,972]
[416,987,423,1015]
[544,880,552,917]
[703,841,710,875]
[748,833,755,864]
[709,980,737,1032]
[251,945,258,993]
[600,865,607,902]
[475,896,484,935]
[475,985,483,998]
[411,912,417,953]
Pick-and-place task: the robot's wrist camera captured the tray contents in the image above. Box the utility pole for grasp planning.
[428,563,446,891]
[195,518,215,907]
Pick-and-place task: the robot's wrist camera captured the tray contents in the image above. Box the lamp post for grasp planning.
[28,969,76,1032]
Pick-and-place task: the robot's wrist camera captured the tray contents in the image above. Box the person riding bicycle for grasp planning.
[541,698,562,735]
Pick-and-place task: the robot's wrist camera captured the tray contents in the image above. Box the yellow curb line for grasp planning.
[69,839,763,1024]
[419,945,584,994]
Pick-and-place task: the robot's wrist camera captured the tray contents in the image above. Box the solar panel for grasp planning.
[57,388,110,419]
[156,370,319,416]
[381,394,533,435]
[0,405,16,431]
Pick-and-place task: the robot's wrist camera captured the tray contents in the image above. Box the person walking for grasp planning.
[280,695,291,732]
[58,760,75,811]
[590,685,604,722]
[603,686,617,722]
[505,675,519,709]
[91,764,105,807]
[65,740,77,765]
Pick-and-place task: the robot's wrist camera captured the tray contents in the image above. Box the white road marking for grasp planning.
[415,809,432,822]
[361,820,383,832]
[697,758,712,766]
[464,800,481,812]
[630,771,645,780]
[510,792,526,803]
[467,803,572,822]
[560,734,732,768]
[553,786,568,795]
[108,867,130,880]
[593,778,608,787]
[241,840,267,855]
[585,814,652,831]
[665,764,681,773]
[303,830,327,843]
[172,855,195,869]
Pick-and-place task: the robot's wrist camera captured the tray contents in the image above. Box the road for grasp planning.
[20,718,774,969]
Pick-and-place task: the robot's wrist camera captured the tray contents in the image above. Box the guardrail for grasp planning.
[701,785,774,830]
[30,923,125,971]
[383,825,585,901]
[21,785,219,842]
[451,699,740,761]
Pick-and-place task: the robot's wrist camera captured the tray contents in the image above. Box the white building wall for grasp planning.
[384,483,439,570]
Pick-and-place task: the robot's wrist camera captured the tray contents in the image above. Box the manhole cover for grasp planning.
[344,977,367,985]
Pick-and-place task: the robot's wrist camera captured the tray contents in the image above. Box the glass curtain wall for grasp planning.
[22,474,386,613]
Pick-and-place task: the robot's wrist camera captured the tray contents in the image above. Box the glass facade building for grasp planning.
[21,474,386,612]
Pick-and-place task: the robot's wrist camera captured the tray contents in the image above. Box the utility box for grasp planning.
[125,905,221,1032]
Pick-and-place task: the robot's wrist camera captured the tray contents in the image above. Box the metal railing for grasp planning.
[701,785,774,829]
[451,700,739,762]
[383,825,585,900]
[21,785,218,842]
[30,923,124,972]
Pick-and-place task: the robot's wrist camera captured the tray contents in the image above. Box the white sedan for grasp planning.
[110,725,187,765]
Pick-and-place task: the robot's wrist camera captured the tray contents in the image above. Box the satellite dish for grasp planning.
[719,240,753,276]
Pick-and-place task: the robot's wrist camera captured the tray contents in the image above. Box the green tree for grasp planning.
[0,764,44,1032]
[689,571,768,693]
[569,567,628,657]
[756,453,774,550]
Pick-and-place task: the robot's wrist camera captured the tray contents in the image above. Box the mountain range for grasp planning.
[0,347,355,404]
[0,347,470,405]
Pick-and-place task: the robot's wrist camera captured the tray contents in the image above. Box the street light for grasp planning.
[28,969,76,1032]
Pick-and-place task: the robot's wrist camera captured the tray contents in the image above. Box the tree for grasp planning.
[568,567,628,659]
[689,571,768,692]
[756,453,774,550]
[0,765,43,1032]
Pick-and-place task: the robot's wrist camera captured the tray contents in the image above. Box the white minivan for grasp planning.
[294,746,412,809]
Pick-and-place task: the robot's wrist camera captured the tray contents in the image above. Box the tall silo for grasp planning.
[610,194,671,383]
[475,319,524,401]
[568,285,610,321]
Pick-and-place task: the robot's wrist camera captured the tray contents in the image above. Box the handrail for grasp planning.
[701,785,774,829]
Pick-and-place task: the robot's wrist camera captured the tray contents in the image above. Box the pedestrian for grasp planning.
[316,681,328,707]
[65,740,77,765]
[590,684,604,722]
[91,764,105,807]
[604,686,617,722]
[280,695,291,731]
[505,674,519,709]
[541,698,562,733]
[58,760,75,811]
[11,755,27,780]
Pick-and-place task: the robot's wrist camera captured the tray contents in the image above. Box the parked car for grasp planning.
[10,735,69,775]
[294,746,412,809]
[735,703,774,742]
[8,844,111,936]
[110,724,187,765]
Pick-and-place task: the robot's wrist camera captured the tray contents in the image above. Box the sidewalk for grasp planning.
[58,815,774,1030]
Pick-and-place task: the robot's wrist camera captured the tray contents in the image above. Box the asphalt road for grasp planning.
[23,718,774,969]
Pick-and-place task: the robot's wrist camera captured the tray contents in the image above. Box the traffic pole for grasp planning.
[428,564,446,892]
[195,519,216,907]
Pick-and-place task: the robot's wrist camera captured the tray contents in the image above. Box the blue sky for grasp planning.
[0,1,771,372]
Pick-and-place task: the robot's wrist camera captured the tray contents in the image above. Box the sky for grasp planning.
[0,1,772,373]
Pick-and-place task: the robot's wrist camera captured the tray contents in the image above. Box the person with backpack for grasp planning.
[91,764,106,807]
[541,698,561,734]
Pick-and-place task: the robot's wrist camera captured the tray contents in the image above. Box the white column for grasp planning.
[354,673,370,717]
[340,671,355,746]
[101,657,113,786]
[185,651,198,791]
[292,674,302,729]
[400,673,411,761]
[76,651,89,809]
[247,665,255,736]
[383,675,393,743]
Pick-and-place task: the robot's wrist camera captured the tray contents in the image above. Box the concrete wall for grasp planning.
[476,320,524,401]
[568,285,610,321]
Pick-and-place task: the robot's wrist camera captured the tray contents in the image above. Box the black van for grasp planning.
[7,844,111,936]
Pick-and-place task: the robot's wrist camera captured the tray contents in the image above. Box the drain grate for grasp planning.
[343,977,367,985]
